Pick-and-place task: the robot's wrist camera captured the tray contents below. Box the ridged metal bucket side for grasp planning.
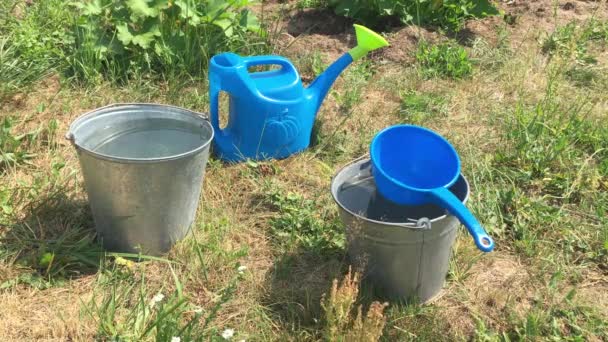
[68,104,214,255]
[331,159,469,303]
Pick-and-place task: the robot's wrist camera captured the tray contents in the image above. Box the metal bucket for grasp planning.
[331,158,469,302]
[66,104,214,255]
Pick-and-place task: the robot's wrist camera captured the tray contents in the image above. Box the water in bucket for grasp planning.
[75,114,210,160]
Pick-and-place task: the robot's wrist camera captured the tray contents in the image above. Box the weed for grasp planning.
[416,40,472,79]
[542,19,608,66]
[470,28,512,70]
[0,1,73,98]
[398,90,448,125]
[308,61,371,162]
[484,76,608,265]
[7,0,73,64]
[265,185,344,253]
[321,268,388,342]
[0,117,38,169]
[311,119,350,163]
[297,51,327,81]
[478,273,608,340]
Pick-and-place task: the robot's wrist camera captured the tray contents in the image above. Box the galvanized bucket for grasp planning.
[331,158,469,302]
[66,104,214,255]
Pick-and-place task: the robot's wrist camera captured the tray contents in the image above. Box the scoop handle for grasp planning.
[429,187,494,252]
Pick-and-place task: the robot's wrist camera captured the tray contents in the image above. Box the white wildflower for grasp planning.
[149,292,164,307]
[237,265,247,274]
[221,328,235,339]
[171,337,181,342]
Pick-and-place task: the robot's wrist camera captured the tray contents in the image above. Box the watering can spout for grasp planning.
[307,24,389,113]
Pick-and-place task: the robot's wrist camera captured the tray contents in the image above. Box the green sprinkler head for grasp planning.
[348,24,390,61]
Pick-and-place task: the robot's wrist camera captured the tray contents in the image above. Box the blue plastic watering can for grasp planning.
[209,25,389,162]
[370,125,495,253]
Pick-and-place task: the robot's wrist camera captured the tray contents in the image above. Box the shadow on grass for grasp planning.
[1,190,103,285]
[261,246,437,339]
[445,27,483,47]
[262,248,347,335]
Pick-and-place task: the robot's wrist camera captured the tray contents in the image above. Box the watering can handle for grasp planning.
[430,187,495,253]
[209,78,225,136]
[242,55,298,76]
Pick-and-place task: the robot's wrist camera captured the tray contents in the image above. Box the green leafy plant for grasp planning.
[266,187,344,253]
[416,40,472,79]
[328,0,499,31]
[70,0,263,82]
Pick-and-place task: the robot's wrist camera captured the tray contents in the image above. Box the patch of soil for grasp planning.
[457,16,506,47]
[381,26,440,64]
[1,73,62,112]
[455,0,608,50]
[281,33,353,64]
[287,8,353,36]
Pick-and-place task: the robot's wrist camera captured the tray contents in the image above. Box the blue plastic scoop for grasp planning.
[370,125,494,252]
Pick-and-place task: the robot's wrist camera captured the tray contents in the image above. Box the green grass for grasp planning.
[0,0,72,99]
[542,19,608,66]
[416,40,473,79]
[265,184,344,254]
[457,72,608,267]
[86,258,243,341]
[398,90,449,125]
[332,60,373,114]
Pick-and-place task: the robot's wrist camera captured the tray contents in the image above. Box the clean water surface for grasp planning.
[93,119,208,159]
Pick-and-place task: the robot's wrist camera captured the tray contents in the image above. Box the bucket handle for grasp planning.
[397,217,432,230]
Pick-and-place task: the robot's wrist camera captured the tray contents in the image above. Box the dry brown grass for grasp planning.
[0,278,96,340]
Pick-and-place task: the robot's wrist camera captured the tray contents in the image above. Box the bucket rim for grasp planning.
[330,158,470,227]
[66,103,214,163]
